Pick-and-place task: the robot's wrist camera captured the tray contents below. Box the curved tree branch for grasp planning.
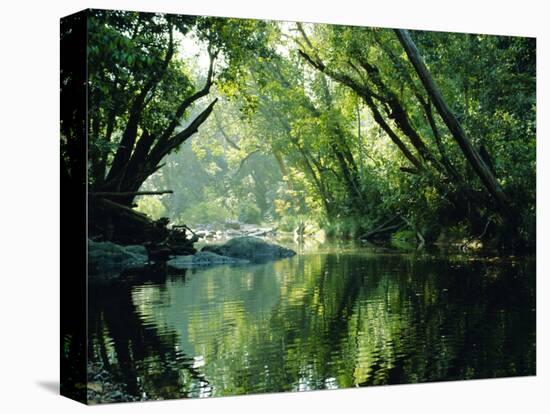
[158,49,217,145]
[298,49,422,170]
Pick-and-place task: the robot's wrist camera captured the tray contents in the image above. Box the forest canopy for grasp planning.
[61,10,536,251]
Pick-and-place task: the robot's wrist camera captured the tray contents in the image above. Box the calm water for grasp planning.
[89,243,536,401]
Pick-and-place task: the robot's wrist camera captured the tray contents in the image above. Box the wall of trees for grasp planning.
[69,11,535,250]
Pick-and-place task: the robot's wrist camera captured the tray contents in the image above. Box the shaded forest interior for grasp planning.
[61,10,536,252]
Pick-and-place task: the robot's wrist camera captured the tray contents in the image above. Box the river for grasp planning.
[88,241,535,401]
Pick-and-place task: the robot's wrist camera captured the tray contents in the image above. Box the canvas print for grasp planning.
[60,8,536,404]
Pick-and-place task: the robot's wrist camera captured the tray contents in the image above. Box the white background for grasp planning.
[0,0,548,412]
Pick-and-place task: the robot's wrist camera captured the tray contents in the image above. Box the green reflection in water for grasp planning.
[89,247,535,401]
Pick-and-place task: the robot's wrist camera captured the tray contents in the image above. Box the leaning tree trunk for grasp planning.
[394,29,512,219]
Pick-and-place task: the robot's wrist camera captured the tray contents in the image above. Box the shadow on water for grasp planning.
[86,244,535,401]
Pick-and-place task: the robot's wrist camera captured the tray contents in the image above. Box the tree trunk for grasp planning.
[100,98,218,207]
[395,29,512,217]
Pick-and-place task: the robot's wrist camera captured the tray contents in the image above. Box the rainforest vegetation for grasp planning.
[61,10,536,252]
[59,10,537,403]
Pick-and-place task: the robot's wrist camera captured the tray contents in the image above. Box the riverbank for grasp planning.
[88,235,296,283]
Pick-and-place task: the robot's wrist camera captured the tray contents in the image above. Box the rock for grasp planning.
[248,227,276,237]
[224,220,241,230]
[195,230,208,239]
[122,244,147,256]
[226,229,242,237]
[167,251,249,269]
[201,236,296,262]
[88,240,147,278]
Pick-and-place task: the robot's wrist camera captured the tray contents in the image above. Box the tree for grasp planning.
[74,12,535,248]
[394,29,512,218]
[87,11,217,207]
[295,23,535,246]
[83,11,273,241]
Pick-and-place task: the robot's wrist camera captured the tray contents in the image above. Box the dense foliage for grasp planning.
[79,11,536,250]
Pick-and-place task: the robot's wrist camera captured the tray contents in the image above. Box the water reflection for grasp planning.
[88,247,535,401]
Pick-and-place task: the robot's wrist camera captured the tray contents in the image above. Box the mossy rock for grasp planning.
[88,240,147,277]
[201,236,296,261]
[167,251,249,268]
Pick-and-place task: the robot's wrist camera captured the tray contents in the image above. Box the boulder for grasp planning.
[88,240,147,277]
[122,244,148,256]
[167,251,249,268]
[201,236,295,262]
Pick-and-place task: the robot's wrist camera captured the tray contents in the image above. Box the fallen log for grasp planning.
[89,197,194,254]
[360,224,402,241]
[89,197,167,244]
[359,215,403,241]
